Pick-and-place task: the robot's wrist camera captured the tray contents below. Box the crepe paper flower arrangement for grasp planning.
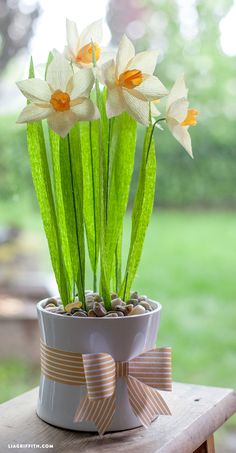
[16,19,198,313]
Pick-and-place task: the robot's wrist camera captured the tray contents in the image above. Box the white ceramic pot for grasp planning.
[36,299,162,432]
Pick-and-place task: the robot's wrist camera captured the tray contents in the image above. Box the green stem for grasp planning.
[115,243,119,293]
[67,135,85,306]
[106,119,112,223]
[89,122,98,292]
[146,118,166,163]
[122,271,129,302]
[121,119,164,301]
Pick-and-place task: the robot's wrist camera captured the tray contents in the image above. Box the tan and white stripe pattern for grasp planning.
[40,342,172,436]
[40,341,85,385]
[127,376,171,428]
[74,394,116,436]
[129,347,172,391]
[82,353,116,399]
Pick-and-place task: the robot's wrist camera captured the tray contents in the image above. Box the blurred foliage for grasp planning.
[0,115,36,205]
[0,0,236,209]
[108,0,236,207]
[0,0,40,72]
[0,359,39,403]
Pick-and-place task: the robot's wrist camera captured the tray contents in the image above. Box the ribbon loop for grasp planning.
[82,353,116,400]
[40,343,172,436]
[129,347,172,391]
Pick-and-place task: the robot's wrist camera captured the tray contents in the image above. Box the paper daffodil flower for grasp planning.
[16,53,99,138]
[64,19,103,67]
[99,34,168,126]
[166,75,198,157]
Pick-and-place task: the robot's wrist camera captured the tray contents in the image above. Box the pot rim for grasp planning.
[37,297,162,319]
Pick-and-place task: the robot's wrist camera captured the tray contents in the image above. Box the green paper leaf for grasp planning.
[121,125,156,300]
[49,130,73,300]
[94,84,110,304]
[115,227,123,293]
[27,58,70,304]
[80,120,100,292]
[104,113,137,291]
[59,132,85,304]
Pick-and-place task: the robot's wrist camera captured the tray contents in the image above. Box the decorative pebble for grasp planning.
[44,298,58,308]
[139,301,152,311]
[45,303,57,309]
[65,301,82,313]
[72,311,88,317]
[86,294,105,310]
[130,291,139,300]
[127,298,139,306]
[55,308,66,314]
[45,306,58,312]
[43,291,152,318]
[111,298,126,309]
[71,307,82,315]
[93,302,107,317]
[115,311,125,317]
[126,304,134,314]
[86,295,94,303]
[88,309,96,317]
[114,305,127,315]
[85,298,95,310]
[128,305,146,316]
[138,295,147,302]
[94,294,103,302]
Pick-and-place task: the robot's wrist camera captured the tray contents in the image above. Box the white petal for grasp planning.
[80,19,103,47]
[133,75,168,101]
[99,49,116,65]
[16,79,51,102]
[151,103,161,118]
[106,88,125,118]
[70,68,94,98]
[116,34,135,77]
[167,98,189,123]
[167,118,193,157]
[99,59,116,88]
[166,74,188,111]
[66,18,79,55]
[46,53,73,92]
[16,103,52,123]
[47,110,77,138]
[127,50,158,75]
[71,99,100,121]
[64,45,74,61]
[122,89,150,126]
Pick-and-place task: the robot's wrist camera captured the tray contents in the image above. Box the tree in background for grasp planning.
[0,0,40,72]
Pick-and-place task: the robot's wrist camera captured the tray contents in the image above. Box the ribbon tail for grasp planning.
[74,394,116,436]
[127,376,171,428]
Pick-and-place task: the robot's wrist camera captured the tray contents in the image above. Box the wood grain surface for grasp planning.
[1,382,236,453]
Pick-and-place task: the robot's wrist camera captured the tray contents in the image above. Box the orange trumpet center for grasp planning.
[76,42,101,64]
[117,69,144,89]
[50,90,70,112]
[181,108,198,126]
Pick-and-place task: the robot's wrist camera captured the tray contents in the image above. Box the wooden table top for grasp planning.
[1,382,236,453]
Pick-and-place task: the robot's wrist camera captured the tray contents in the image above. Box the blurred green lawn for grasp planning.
[0,210,235,413]
[131,211,236,389]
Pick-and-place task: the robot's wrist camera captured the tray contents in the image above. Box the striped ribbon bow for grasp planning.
[40,342,172,436]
